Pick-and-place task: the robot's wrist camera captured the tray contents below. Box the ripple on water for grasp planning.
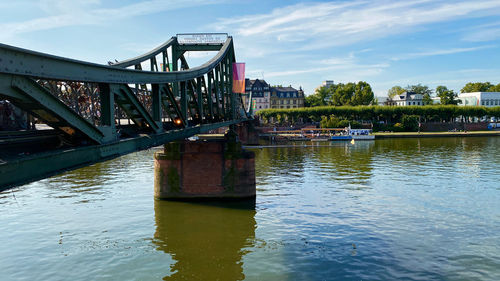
[1,138,500,280]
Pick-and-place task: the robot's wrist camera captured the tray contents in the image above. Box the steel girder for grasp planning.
[0,74,106,144]
[0,35,250,145]
[0,34,253,190]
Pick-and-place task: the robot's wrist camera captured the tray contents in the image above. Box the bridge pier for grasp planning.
[154,133,256,200]
[233,120,259,145]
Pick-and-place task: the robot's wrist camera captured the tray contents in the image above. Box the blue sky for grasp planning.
[1,0,500,97]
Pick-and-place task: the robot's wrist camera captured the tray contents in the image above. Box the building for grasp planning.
[376,97,388,106]
[322,80,334,87]
[314,80,334,93]
[458,92,500,107]
[431,96,441,104]
[243,79,271,112]
[270,86,305,109]
[389,91,423,106]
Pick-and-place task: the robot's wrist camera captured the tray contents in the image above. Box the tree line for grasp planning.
[306,81,500,108]
[257,105,500,125]
[387,82,500,105]
[305,81,374,107]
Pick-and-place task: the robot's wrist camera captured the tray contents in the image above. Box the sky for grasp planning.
[1,0,500,97]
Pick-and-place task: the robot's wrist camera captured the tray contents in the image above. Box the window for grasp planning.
[482,101,485,105]
[280,100,284,104]
[486,100,489,106]
[293,100,297,104]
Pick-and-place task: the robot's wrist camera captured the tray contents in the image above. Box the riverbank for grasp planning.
[374,130,500,138]
[257,130,500,141]
[199,130,500,141]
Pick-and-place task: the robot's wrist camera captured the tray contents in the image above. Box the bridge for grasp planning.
[0,33,253,191]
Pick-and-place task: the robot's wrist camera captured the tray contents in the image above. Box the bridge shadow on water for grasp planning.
[152,199,256,280]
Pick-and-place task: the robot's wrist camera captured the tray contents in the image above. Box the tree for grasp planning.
[317,86,332,106]
[407,84,433,104]
[305,94,323,107]
[331,82,354,106]
[329,81,374,106]
[388,85,405,99]
[436,85,460,105]
[422,93,433,105]
[460,82,494,93]
[305,86,331,107]
[351,81,375,105]
[493,83,500,92]
[304,81,375,107]
[406,84,433,96]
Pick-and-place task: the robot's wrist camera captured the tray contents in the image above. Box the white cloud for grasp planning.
[211,0,500,95]
[390,45,495,61]
[0,0,222,40]
[265,62,389,78]
[216,0,500,51]
[462,21,500,42]
[373,68,500,95]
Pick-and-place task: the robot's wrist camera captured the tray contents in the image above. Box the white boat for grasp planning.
[349,129,375,140]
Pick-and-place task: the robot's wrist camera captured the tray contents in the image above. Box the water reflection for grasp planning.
[253,142,376,187]
[41,150,155,200]
[153,200,256,280]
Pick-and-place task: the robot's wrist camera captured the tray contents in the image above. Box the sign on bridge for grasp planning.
[177,33,228,45]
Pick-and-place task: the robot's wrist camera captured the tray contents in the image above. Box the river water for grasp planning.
[1,137,499,280]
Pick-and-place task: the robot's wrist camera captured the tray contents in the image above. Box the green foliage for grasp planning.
[388,86,405,99]
[305,85,331,107]
[257,105,500,126]
[422,93,433,105]
[305,94,323,107]
[406,84,433,96]
[320,115,361,128]
[401,115,419,131]
[372,122,392,132]
[305,81,375,107]
[393,123,404,132]
[352,81,375,106]
[330,81,374,106]
[331,82,354,105]
[460,82,496,93]
[436,85,460,105]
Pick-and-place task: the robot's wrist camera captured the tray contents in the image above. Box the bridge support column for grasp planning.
[233,120,260,145]
[154,133,256,200]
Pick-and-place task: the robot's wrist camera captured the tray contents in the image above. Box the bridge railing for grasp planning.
[0,35,250,145]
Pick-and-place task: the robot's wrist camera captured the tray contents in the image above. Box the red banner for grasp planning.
[232,63,245,93]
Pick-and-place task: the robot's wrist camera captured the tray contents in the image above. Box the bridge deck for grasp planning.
[0,34,252,190]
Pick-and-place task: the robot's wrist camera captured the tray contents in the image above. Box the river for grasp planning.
[1,137,499,280]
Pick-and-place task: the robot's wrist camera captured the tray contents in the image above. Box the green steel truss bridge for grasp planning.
[0,33,252,190]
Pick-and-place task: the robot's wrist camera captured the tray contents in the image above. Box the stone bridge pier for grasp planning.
[154,131,256,200]
[233,120,260,145]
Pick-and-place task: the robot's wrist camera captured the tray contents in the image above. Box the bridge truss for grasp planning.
[0,34,252,190]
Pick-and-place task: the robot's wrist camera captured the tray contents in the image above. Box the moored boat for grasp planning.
[349,129,375,140]
[330,135,352,141]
